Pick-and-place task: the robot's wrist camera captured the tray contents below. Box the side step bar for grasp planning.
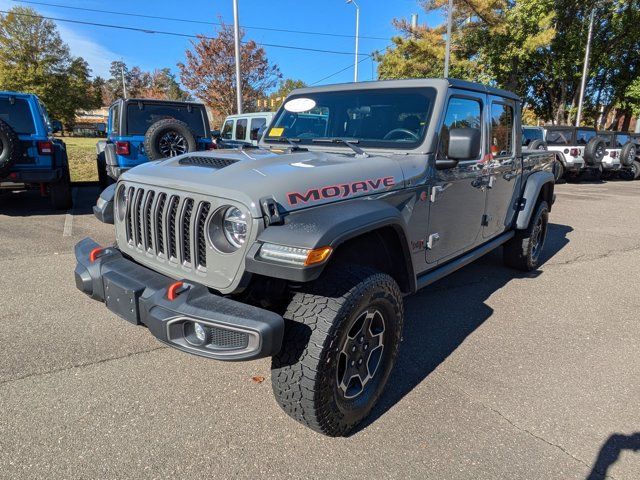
[416,231,515,291]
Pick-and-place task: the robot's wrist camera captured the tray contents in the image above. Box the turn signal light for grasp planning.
[570,148,579,157]
[115,141,130,156]
[304,246,333,266]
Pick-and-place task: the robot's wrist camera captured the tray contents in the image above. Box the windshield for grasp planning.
[522,127,543,146]
[264,88,436,149]
[0,97,35,134]
[126,103,207,137]
[546,129,573,145]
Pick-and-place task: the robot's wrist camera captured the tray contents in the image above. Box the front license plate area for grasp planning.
[103,271,144,325]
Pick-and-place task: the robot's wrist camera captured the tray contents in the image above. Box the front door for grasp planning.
[425,93,487,264]
[483,97,521,239]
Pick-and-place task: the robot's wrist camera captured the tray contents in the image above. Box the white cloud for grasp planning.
[56,23,120,78]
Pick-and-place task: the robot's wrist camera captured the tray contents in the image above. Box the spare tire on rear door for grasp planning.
[0,118,20,177]
[529,139,548,150]
[619,142,636,167]
[583,136,606,165]
[143,118,197,161]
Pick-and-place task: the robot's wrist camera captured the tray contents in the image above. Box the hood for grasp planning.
[121,148,405,218]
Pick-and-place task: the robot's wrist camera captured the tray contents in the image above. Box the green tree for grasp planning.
[0,7,98,127]
[104,61,190,104]
[265,78,306,110]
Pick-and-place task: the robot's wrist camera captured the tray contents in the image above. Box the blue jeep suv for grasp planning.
[0,91,72,209]
[97,98,213,188]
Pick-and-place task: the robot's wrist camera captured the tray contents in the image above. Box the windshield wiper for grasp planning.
[312,138,369,157]
[271,136,305,151]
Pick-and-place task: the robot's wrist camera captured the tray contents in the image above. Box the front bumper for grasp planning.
[74,238,284,361]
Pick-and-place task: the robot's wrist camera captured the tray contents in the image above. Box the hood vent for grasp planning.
[178,156,239,169]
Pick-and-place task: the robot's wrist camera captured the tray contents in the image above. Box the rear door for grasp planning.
[0,96,46,168]
[483,96,520,239]
[425,92,487,264]
[235,118,248,142]
[249,117,267,145]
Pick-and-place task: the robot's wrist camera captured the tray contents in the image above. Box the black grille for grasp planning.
[208,327,249,350]
[179,156,238,169]
[196,202,211,268]
[123,186,214,270]
[181,199,194,264]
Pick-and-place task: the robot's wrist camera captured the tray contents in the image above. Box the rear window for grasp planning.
[126,103,206,136]
[576,129,596,145]
[236,118,247,140]
[522,128,543,146]
[0,97,35,134]
[250,117,267,140]
[546,129,573,146]
[615,134,629,147]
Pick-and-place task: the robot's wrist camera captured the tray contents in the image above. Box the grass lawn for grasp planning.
[63,136,98,183]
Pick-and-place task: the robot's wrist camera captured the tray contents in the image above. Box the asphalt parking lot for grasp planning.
[0,181,639,480]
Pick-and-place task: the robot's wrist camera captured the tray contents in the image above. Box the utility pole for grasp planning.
[346,0,360,82]
[576,7,595,127]
[444,0,453,78]
[120,62,127,99]
[410,13,418,38]
[232,0,243,114]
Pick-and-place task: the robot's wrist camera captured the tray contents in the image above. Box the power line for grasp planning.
[0,9,372,57]
[11,0,390,41]
[310,54,374,85]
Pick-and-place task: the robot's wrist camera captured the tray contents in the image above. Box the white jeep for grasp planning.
[544,127,606,181]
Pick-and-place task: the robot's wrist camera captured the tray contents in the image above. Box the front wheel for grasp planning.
[503,200,549,271]
[271,266,404,437]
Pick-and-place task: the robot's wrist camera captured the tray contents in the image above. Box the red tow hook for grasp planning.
[167,281,189,301]
[89,247,106,263]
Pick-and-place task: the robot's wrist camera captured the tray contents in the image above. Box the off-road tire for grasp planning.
[619,142,636,167]
[529,139,547,150]
[50,168,72,210]
[632,160,640,180]
[271,265,404,437]
[96,151,114,190]
[503,200,549,271]
[143,119,197,161]
[583,137,606,165]
[0,119,20,177]
[553,158,565,183]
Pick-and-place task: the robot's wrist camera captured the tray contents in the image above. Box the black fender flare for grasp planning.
[245,199,415,287]
[93,183,116,224]
[516,171,554,229]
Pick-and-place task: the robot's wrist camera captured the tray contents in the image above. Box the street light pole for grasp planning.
[576,7,595,127]
[346,0,360,82]
[444,0,453,78]
[232,0,243,114]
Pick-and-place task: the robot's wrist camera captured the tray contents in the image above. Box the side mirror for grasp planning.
[436,127,481,169]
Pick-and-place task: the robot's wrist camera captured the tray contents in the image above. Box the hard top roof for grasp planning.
[111,97,205,107]
[290,78,520,101]
[545,125,597,131]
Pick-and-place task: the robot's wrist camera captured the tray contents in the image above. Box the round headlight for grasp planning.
[223,207,247,249]
[116,184,127,221]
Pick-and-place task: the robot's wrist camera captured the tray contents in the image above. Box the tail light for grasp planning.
[207,142,218,150]
[570,148,579,157]
[115,141,130,156]
[37,141,53,155]
[610,151,617,158]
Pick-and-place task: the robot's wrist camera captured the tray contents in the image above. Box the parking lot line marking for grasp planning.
[62,188,79,237]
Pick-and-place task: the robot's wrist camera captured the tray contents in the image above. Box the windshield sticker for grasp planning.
[284,98,316,113]
[269,127,284,137]
[287,176,395,206]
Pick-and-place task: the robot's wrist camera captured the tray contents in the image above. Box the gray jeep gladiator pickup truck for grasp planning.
[75,79,556,436]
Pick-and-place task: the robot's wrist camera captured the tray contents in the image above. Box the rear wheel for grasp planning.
[504,200,549,271]
[143,119,197,160]
[0,119,20,178]
[271,265,404,437]
[96,152,114,190]
[553,159,564,183]
[632,160,640,180]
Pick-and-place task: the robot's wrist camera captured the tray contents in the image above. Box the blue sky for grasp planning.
[0,0,442,89]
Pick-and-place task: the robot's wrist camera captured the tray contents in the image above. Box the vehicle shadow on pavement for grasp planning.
[585,432,640,480]
[0,184,99,217]
[352,223,573,435]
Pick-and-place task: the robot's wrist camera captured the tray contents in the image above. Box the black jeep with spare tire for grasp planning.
[96,98,213,189]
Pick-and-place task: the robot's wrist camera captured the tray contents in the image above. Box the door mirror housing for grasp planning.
[436,127,482,169]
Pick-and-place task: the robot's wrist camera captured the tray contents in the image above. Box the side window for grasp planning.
[221,119,233,139]
[250,117,267,141]
[490,103,514,157]
[110,105,120,135]
[236,118,247,140]
[438,97,482,160]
